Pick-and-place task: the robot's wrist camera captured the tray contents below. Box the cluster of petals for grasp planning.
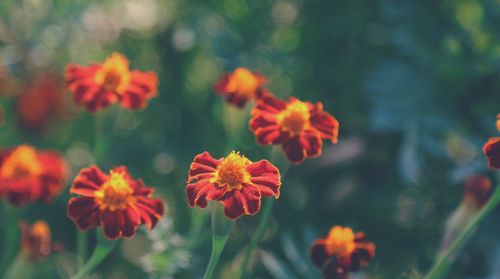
[186,151,281,219]
[214,67,267,108]
[0,144,68,206]
[67,166,164,240]
[250,94,339,164]
[65,52,158,112]
[20,220,60,261]
[310,226,375,279]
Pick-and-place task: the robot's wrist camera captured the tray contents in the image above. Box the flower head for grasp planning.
[250,95,339,164]
[186,151,281,219]
[20,220,60,261]
[65,52,158,112]
[16,73,68,130]
[67,166,164,240]
[214,67,267,108]
[496,113,500,132]
[0,145,68,206]
[311,226,375,279]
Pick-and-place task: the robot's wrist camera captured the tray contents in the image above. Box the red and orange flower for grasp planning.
[67,166,164,240]
[463,175,491,208]
[483,114,500,169]
[186,151,281,219]
[0,145,68,206]
[20,220,60,261]
[311,226,375,279]
[16,73,68,130]
[214,67,267,108]
[250,95,339,164]
[65,52,158,112]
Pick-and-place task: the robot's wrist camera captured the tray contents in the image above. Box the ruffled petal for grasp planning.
[220,186,262,219]
[246,160,281,198]
[100,208,142,240]
[310,107,340,143]
[186,180,218,208]
[282,130,323,164]
[135,197,164,229]
[120,71,158,110]
[483,137,500,169]
[188,152,220,182]
[70,165,108,197]
[67,197,100,231]
[252,94,287,115]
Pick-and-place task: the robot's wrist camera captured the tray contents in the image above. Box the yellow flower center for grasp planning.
[94,53,131,94]
[226,68,259,97]
[95,171,135,211]
[0,145,42,179]
[277,100,310,137]
[325,226,356,257]
[212,151,251,190]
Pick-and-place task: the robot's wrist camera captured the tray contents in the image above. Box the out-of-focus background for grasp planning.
[0,0,499,278]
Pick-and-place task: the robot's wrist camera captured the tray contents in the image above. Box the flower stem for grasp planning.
[237,198,275,279]
[77,231,88,261]
[203,203,234,279]
[71,233,116,279]
[424,186,500,279]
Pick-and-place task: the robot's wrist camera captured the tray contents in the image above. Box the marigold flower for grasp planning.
[214,67,267,108]
[20,220,59,261]
[186,151,281,220]
[250,95,339,164]
[16,73,67,130]
[483,137,500,169]
[310,226,375,279]
[67,166,164,240]
[65,52,158,112]
[0,145,68,206]
[496,113,500,132]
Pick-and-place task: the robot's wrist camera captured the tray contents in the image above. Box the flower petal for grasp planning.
[135,197,164,229]
[67,197,100,231]
[220,186,262,219]
[246,160,281,198]
[483,137,500,169]
[282,131,323,164]
[310,239,330,268]
[310,106,340,143]
[188,152,220,182]
[70,165,108,197]
[120,71,158,110]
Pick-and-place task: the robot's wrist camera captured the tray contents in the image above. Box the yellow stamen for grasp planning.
[212,151,251,190]
[0,145,42,179]
[95,170,135,211]
[94,53,131,94]
[226,68,259,97]
[325,226,356,257]
[276,99,311,137]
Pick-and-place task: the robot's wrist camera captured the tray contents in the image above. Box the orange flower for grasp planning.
[67,166,164,240]
[250,95,339,164]
[0,145,68,206]
[463,175,491,208]
[214,67,267,108]
[186,151,281,219]
[20,220,60,261]
[65,52,158,112]
[311,226,375,279]
[16,73,68,130]
[483,137,500,169]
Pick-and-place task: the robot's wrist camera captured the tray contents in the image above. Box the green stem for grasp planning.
[203,203,234,279]
[237,198,276,279]
[424,186,500,279]
[77,231,88,261]
[71,234,116,279]
[0,205,19,277]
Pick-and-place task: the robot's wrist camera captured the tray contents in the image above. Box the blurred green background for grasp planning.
[0,0,499,278]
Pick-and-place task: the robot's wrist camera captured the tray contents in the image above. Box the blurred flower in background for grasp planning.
[20,220,61,262]
[214,67,267,108]
[0,145,69,206]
